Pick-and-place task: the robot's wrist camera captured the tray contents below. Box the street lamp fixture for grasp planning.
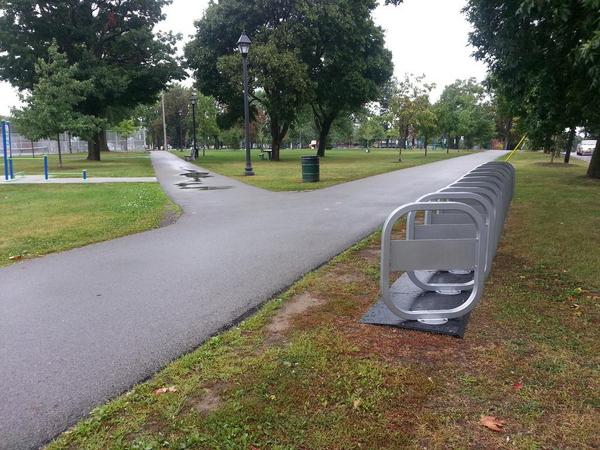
[237,31,254,176]
[237,31,251,56]
[190,92,198,159]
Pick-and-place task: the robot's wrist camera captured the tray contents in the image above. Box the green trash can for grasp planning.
[301,155,320,183]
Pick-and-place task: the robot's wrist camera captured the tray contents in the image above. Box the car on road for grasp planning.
[577,140,596,156]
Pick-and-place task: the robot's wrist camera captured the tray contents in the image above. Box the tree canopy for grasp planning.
[185,0,394,160]
[435,78,494,150]
[291,0,393,156]
[465,0,600,177]
[12,44,99,167]
[0,0,182,160]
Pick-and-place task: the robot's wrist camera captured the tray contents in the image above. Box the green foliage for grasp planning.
[114,119,137,138]
[357,114,385,148]
[186,0,310,160]
[220,127,244,149]
[388,74,436,152]
[434,78,495,149]
[186,0,394,159]
[11,44,101,164]
[0,0,182,160]
[290,0,394,156]
[465,0,600,176]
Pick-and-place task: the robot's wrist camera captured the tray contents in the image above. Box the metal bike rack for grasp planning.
[362,161,514,337]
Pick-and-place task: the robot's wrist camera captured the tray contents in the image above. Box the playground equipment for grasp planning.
[362,161,515,337]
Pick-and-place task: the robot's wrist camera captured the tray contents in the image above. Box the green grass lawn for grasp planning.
[178,148,478,191]
[48,151,599,449]
[0,184,177,267]
[1,151,154,178]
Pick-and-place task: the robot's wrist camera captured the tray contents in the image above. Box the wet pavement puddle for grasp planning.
[178,170,232,191]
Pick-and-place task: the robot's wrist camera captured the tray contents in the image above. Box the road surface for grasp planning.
[0,150,506,449]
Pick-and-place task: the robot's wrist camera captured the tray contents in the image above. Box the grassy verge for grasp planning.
[178,148,478,191]
[1,151,154,178]
[0,184,178,267]
[49,152,599,449]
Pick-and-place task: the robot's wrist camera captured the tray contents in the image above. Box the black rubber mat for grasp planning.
[361,299,470,338]
[361,272,473,338]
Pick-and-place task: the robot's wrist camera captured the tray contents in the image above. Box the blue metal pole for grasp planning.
[44,155,49,180]
[7,121,12,158]
[82,170,87,181]
[2,121,8,181]
[9,158,14,179]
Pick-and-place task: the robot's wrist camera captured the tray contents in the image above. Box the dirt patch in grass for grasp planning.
[265,292,326,341]
[187,383,226,415]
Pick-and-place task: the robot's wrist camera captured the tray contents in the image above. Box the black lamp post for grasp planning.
[190,92,198,159]
[237,31,254,176]
[176,110,183,151]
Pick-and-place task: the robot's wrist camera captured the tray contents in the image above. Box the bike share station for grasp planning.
[362,160,515,338]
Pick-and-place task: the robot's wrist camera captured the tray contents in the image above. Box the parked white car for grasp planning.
[577,140,596,156]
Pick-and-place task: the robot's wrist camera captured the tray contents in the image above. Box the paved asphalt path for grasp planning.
[0,150,506,449]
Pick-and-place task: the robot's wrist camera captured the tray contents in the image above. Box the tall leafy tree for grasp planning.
[291,0,394,157]
[185,0,309,161]
[12,45,98,168]
[389,74,434,159]
[186,0,399,160]
[114,118,138,151]
[358,113,385,150]
[434,79,494,150]
[0,0,182,161]
[414,96,438,155]
[465,0,600,177]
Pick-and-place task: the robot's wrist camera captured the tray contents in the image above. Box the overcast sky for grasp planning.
[0,0,487,116]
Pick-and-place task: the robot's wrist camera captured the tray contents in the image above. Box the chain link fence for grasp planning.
[9,129,147,156]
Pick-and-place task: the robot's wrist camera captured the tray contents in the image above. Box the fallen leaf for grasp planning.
[154,386,177,395]
[9,255,23,261]
[353,399,362,409]
[480,415,506,432]
[513,381,524,391]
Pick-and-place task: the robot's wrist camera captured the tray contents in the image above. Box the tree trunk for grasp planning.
[316,118,334,157]
[31,140,35,158]
[269,119,288,162]
[424,134,429,157]
[57,133,63,168]
[586,139,600,179]
[398,134,403,162]
[401,126,409,149]
[68,133,73,154]
[88,130,102,161]
[564,127,575,164]
[100,130,109,152]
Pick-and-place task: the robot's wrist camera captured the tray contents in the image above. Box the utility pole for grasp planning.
[161,91,168,151]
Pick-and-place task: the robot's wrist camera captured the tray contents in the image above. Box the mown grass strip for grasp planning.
[178,148,478,191]
[1,152,154,178]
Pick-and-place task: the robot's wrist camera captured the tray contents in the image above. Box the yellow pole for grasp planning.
[505,134,527,162]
